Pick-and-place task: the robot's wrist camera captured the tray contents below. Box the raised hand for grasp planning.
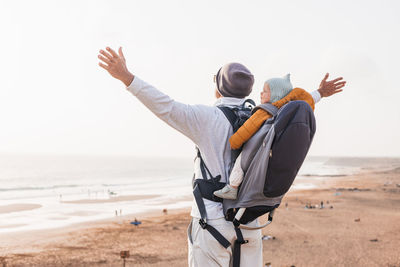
[98,47,134,86]
[318,73,346,98]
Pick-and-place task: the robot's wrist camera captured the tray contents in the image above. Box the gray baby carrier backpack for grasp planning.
[192,100,316,267]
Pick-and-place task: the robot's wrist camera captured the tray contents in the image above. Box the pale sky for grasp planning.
[0,0,399,158]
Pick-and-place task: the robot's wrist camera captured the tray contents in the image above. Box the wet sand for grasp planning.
[0,204,42,214]
[0,168,399,267]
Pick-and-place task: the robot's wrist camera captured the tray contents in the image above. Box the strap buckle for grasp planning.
[235,239,249,244]
[199,218,207,229]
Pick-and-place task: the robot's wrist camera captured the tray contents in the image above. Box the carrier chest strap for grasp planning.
[193,183,231,249]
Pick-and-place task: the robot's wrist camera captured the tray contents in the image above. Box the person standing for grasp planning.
[97,46,345,266]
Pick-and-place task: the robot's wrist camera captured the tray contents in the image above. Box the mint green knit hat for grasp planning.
[265,74,293,103]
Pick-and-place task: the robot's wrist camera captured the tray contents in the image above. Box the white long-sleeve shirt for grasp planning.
[127,76,321,219]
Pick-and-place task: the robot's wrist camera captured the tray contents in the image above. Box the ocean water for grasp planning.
[0,155,398,233]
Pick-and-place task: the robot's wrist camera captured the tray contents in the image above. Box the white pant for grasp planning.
[188,217,263,267]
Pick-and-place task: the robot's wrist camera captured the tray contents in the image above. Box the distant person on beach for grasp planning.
[98,46,345,267]
[214,74,319,199]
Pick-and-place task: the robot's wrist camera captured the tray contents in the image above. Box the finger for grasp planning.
[323,73,329,81]
[98,55,112,65]
[334,81,346,87]
[335,81,346,85]
[100,50,114,61]
[330,77,343,83]
[334,89,343,94]
[118,47,125,60]
[335,84,346,89]
[106,47,119,58]
[99,62,109,70]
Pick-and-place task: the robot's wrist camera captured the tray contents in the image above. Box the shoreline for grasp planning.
[0,175,344,235]
[60,194,162,204]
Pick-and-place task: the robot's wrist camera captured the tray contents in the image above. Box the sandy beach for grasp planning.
[1,167,399,267]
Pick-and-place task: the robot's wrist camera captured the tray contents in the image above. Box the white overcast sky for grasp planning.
[0,0,399,157]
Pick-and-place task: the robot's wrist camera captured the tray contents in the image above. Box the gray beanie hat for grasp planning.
[216,63,254,98]
[266,74,293,103]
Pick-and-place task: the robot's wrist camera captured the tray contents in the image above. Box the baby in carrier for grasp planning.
[214,74,315,199]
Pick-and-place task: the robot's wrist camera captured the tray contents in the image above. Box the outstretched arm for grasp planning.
[97,47,211,145]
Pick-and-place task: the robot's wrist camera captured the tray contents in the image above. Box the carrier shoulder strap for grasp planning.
[196,148,211,180]
[252,103,279,116]
[218,106,237,130]
[217,99,256,132]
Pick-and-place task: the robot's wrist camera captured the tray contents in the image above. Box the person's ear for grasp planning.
[215,89,222,99]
